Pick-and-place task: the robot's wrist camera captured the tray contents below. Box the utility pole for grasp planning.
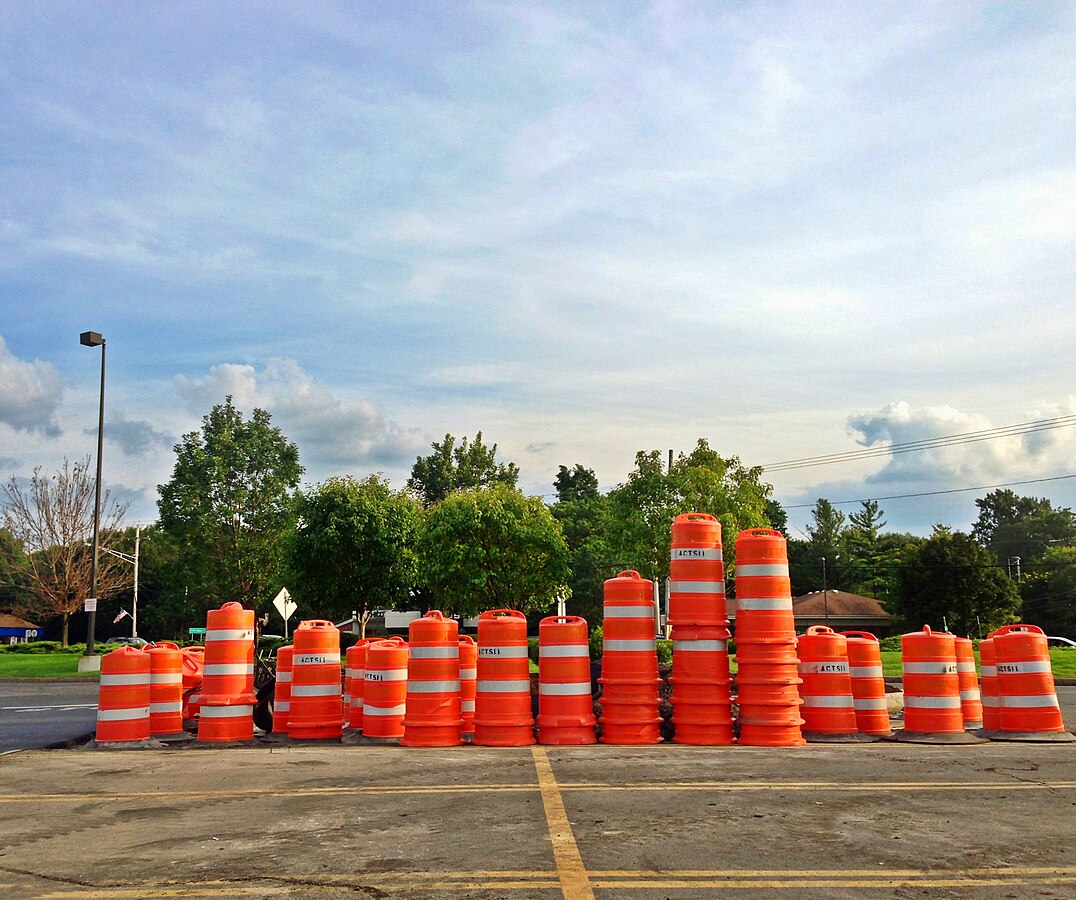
[821,555,830,623]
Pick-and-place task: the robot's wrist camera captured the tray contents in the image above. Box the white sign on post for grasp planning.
[84,598,97,612]
[272,588,296,639]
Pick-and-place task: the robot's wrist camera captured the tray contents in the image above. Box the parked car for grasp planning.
[103,636,149,646]
[1046,636,1076,648]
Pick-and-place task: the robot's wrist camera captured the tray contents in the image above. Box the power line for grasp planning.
[763,414,1076,472]
[782,473,1076,509]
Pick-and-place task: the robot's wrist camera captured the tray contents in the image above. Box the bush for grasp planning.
[589,626,602,660]
[528,637,539,665]
[879,636,902,652]
[657,639,673,666]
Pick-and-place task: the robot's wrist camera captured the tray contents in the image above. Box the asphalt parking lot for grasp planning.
[1,740,1074,900]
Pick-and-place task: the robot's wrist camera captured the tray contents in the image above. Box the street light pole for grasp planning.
[821,555,830,623]
[80,331,106,659]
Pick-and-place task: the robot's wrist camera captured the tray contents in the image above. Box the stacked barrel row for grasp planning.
[668,514,733,745]
[733,529,805,746]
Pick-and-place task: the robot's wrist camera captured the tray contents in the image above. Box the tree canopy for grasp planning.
[972,489,1076,565]
[606,439,772,581]
[896,530,1019,636]
[408,432,519,507]
[157,397,302,615]
[551,465,610,624]
[417,484,570,617]
[288,476,421,635]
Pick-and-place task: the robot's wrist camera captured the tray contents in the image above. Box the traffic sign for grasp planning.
[188,627,207,635]
[272,588,296,621]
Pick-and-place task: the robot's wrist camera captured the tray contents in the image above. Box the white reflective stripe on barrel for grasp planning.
[97,706,149,721]
[904,696,961,708]
[345,668,362,679]
[669,580,725,594]
[459,668,477,680]
[479,645,528,658]
[275,671,292,683]
[603,606,654,618]
[735,597,792,611]
[461,701,475,712]
[540,644,588,658]
[205,629,254,642]
[197,704,253,718]
[960,689,981,701]
[100,673,150,686]
[853,698,888,710]
[1001,694,1059,708]
[604,639,655,652]
[798,662,849,674]
[294,653,340,665]
[957,662,977,673]
[735,563,789,577]
[981,696,1002,707]
[476,680,531,692]
[342,693,351,703]
[671,547,723,560]
[673,640,727,652]
[274,701,290,712]
[980,665,997,677]
[539,682,592,696]
[409,646,459,659]
[407,680,461,693]
[365,669,407,681]
[363,704,406,716]
[203,663,254,676]
[150,701,183,713]
[850,665,883,678]
[996,660,1053,674]
[903,662,958,675]
[150,672,183,684]
[290,684,341,697]
[800,695,854,707]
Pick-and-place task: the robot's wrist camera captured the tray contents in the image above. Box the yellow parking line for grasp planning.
[588,867,1074,877]
[589,876,1076,890]
[531,746,595,900]
[559,780,1076,792]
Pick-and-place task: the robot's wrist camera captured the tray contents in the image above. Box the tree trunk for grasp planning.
[61,613,69,647]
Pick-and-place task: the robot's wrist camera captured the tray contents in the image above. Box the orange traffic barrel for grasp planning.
[988,624,1073,742]
[979,637,1000,731]
[96,646,151,744]
[181,645,204,690]
[145,644,184,737]
[198,602,255,744]
[669,625,733,745]
[841,631,892,736]
[402,611,463,747]
[363,638,408,740]
[732,529,794,642]
[273,645,293,734]
[537,615,596,745]
[668,513,727,628]
[897,626,985,744]
[459,635,478,740]
[954,636,983,730]
[599,570,661,744]
[288,619,344,740]
[473,609,535,746]
[796,626,871,741]
[734,638,805,747]
[345,638,381,730]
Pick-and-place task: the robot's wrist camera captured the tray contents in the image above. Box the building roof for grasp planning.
[792,591,890,618]
[0,613,41,629]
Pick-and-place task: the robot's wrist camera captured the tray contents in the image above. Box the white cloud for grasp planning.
[174,358,425,472]
[90,409,173,458]
[0,336,63,436]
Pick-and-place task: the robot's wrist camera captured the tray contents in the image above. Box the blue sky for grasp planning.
[1,1,1074,536]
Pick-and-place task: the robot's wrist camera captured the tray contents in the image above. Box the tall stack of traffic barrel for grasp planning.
[733,528,805,746]
[599,570,661,743]
[198,602,255,744]
[667,514,733,745]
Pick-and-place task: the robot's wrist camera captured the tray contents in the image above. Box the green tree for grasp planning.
[896,531,1019,635]
[765,499,789,537]
[131,524,194,640]
[552,465,611,625]
[288,475,421,636]
[408,432,520,507]
[606,439,772,582]
[1017,546,1076,636]
[417,484,570,617]
[788,498,850,595]
[157,397,302,616]
[972,489,1076,564]
[0,526,27,612]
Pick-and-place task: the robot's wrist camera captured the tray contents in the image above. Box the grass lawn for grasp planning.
[0,653,99,679]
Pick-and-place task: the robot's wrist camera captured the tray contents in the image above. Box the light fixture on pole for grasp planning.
[80,330,106,661]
